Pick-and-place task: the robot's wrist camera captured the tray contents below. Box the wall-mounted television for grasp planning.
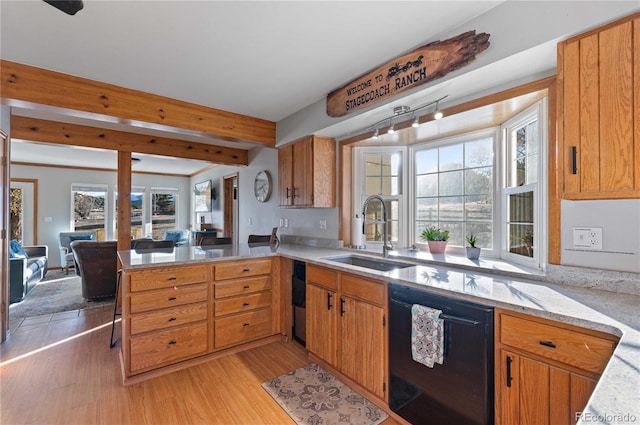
[194,180,212,212]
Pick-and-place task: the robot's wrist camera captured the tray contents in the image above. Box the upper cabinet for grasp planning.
[278,135,336,208]
[557,13,640,199]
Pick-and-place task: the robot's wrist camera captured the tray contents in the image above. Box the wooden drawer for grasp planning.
[214,308,273,349]
[499,313,616,374]
[130,302,208,335]
[129,322,208,374]
[307,264,338,290]
[214,258,272,280]
[129,283,208,314]
[341,273,384,306]
[214,276,271,299]
[215,292,272,317]
[129,265,209,292]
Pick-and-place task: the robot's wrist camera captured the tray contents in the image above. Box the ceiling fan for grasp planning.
[43,0,84,16]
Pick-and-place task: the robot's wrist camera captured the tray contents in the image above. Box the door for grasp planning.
[292,138,313,206]
[305,283,337,366]
[223,173,238,243]
[340,296,385,399]
[278,144,293,206]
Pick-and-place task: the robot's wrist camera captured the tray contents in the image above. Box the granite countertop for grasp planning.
[118,243,640,423]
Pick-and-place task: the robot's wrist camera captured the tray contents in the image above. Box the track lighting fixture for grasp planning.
[365,95,448,140]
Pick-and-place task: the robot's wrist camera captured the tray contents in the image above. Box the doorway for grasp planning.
[223,173,238,244]
[10,179,38,246]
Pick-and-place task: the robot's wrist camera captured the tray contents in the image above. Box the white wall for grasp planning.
[10,164,190,268]
[191,146,340,243]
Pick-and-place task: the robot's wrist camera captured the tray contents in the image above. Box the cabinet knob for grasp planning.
[243,285,250,289]
[539,340,556,349]
[168,296,177,301]
[168,317,177,322]
[243,323,250,327]
[243,268,251,272]
[168,340,177,345]
[168,276,177,281]
[243,302,250,307]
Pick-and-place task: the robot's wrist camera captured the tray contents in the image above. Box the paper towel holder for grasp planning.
[350,213,367,250]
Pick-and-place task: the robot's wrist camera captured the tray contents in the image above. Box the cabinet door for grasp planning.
[292,137,313,206]
[306,283,338,366]
[340,296,385,399]
[278,144,294,206]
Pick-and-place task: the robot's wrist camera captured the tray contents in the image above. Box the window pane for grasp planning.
[439,221,463,246]
[439,196,463,221]
[115,189,145,239]
[365,177,381,195]
[365,155,382,176]
[416,174,437,197]
[9,188,23,243]
[365,153,401,195]
[507,190,534,258]
[465,138,493,167]
[416,198,437,222]
[416,150,437,175]
[364,200,397,243]
[465,167,492,195]
[439,144,463,171]
[465,195,492,221]
[439,170,463,196]
[508,119,538,187]
[152,192,177,240]
[73,187,107,240]
[466,222,493,249]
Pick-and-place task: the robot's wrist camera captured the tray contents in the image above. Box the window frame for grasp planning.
[150,187,180,240]
[71,183,108,240]
[353,146,408,248]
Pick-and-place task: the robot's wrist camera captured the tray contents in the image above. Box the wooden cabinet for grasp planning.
[278,135,336,207]
[305,265,387,400]
[557,13,640,199]
[124,265,212,375]
[213,258,275,349]
[495,309,618,425]
[121,257,278,379]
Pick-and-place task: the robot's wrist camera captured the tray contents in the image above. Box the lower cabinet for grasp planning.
[305,265,387,400]
[495,309,617,425]
[122,258,276,379]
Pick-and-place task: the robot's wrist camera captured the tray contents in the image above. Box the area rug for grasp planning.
[262,363,388,425]
[9,269,113,319]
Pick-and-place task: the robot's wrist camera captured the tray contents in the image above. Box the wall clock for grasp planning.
[254,170,272,202]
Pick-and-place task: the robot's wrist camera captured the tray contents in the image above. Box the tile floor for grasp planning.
[8,304,114,334]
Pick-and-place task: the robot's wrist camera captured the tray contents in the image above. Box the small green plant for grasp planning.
[420,226,450,242]
[465,234,477,248]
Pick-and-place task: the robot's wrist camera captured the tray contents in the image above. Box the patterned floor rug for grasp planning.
[9,269,113,319]
[262,363,389,425]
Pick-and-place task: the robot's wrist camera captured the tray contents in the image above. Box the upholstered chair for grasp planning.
[70,240,117,300]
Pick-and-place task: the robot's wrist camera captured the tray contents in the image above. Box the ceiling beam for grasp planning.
[1,60,275,147]
[11,116,249,166]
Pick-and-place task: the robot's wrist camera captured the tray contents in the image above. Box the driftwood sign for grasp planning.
[326,30,490,117]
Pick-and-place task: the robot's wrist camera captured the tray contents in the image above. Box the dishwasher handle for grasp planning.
[391,299,481,326]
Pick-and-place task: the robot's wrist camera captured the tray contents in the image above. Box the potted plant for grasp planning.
[465,234,481,260]
[420,226,450,254]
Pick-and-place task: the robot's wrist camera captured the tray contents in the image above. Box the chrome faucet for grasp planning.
[362,195,393,258]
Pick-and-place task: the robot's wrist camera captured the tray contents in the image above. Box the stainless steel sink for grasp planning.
[324,255,414,272]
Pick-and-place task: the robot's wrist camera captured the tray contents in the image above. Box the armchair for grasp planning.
[59,231,97,274]
[162,229,190,246]
[70,240,117,300]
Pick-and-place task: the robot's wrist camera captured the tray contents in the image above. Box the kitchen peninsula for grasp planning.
[117,243,639,424]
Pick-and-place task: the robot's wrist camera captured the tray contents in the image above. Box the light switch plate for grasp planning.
[573,227,603,250]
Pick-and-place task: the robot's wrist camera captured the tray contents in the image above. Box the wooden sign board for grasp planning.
[326,30,490,117]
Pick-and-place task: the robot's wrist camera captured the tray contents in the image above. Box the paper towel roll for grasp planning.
[351,215,364,248]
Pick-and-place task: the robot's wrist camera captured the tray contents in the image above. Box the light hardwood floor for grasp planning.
[1,308,400,425]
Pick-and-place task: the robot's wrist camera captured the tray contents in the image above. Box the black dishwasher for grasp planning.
[388,283,494,425]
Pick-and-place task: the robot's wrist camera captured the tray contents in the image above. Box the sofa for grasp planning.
[9,240,48,304]
[162,229,191,246]
[70,240,117,300]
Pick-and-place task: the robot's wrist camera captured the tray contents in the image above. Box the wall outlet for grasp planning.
[319,219,327,230]
[279,218,284,227]
[573,227,603,250]
[284,219,289,228]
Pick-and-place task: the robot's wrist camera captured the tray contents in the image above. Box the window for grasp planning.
[151,188,178,240]
[501,104,543,265]
[72,184,107,240]
[413,131,496,250]
[354,148,406,247]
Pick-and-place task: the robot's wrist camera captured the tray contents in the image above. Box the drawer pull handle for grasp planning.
[168,296,177,301]
[243,302,250,306]
[327,292,333,310]
[168,276,177,281]
[168,317,177,322]
[571,146,577,175]
[243,323,250,327]
[243,268,251,272]
[168,340,177,345]
[539,340,556,349]
[243,285,250,289]
[340,298,345,316]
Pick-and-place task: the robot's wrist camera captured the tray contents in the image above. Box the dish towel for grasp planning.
[411,304,444,368]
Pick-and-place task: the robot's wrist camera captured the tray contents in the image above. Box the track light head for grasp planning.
[412,117,420,128]
[434,101,443,120]
[372,128,379,139]
[387,124,395,134]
